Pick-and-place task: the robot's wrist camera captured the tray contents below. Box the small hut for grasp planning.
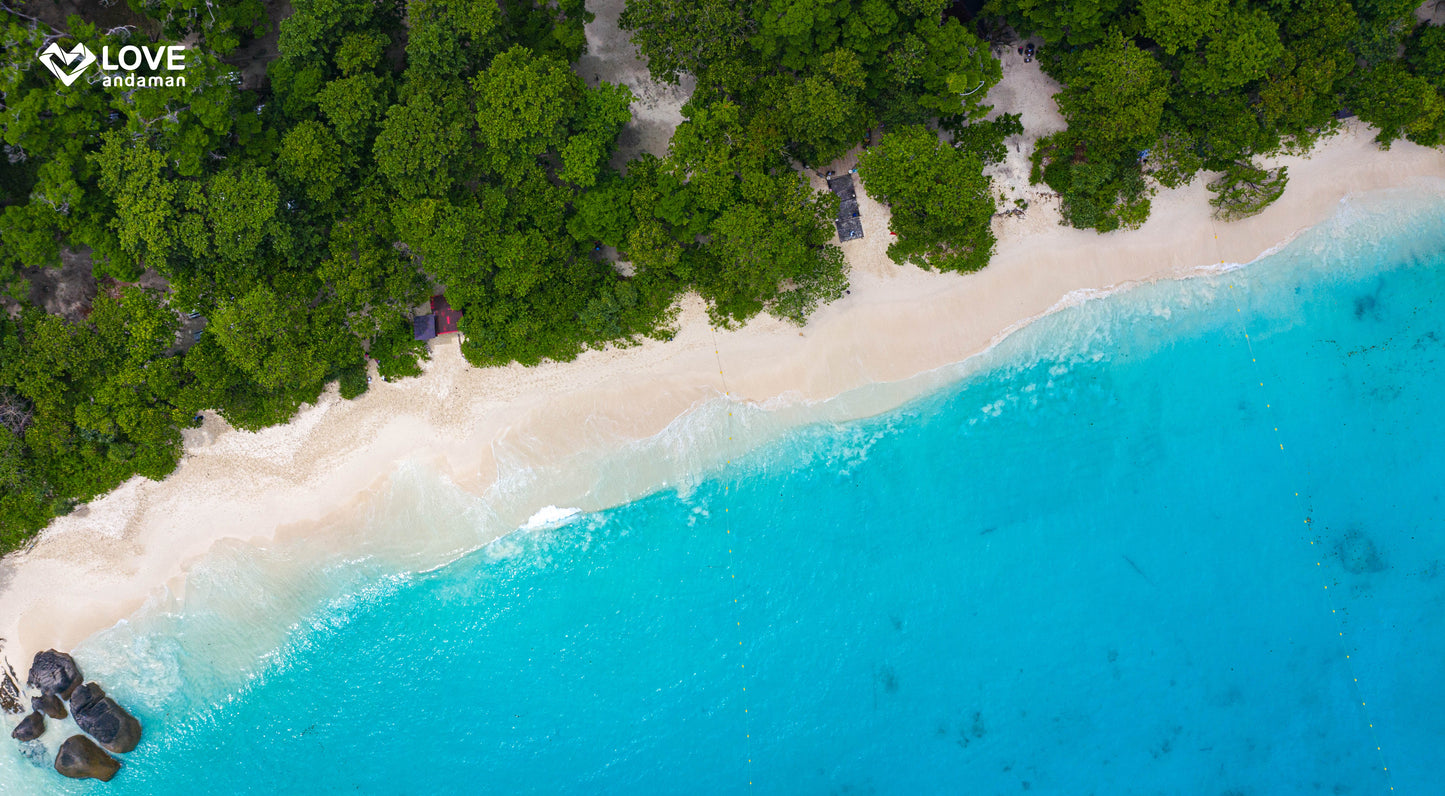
[432,294,462,334]
[827,173,864,241]
[411,294,464,341]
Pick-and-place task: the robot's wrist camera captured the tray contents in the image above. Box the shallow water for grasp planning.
[5,188,1445,793]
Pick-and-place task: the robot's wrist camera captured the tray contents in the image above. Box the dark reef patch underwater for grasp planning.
[3,190,1445,793]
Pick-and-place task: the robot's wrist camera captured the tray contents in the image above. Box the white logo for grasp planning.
[36,42,189,89]
[38,42,96,86]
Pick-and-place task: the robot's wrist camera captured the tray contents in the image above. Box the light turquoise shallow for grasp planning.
[5,187,1445,794]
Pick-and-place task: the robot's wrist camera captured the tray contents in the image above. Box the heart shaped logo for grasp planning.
[38,42,96,87]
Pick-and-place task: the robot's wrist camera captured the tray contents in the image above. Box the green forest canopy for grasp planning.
[3,0,1445,550]
[1004,0,1445,230]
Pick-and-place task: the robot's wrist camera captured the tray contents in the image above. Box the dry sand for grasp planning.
[4,30,1445,671]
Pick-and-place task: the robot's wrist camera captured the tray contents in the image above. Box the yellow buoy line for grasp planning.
[1214,232,1395,790]
[710,326,754,789]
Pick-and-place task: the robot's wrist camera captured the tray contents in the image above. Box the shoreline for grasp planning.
[4,40,1445,674]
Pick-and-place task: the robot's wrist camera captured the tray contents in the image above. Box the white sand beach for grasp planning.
[3,16,1445,671]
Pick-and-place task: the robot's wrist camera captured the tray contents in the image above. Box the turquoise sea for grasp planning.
[5,187,1445,793]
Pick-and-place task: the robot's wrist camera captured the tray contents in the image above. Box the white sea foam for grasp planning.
[522,505,583,530]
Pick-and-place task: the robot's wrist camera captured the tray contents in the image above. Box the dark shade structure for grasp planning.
[432,294,463,335]
[827,174,864,241]
[412,294,463,341]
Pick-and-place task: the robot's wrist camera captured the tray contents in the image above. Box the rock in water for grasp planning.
[71,684,141,754]
[27,650,81,700]
[10,711,44,742]
[68,681,104,712]
[54,735,120,782]
[32,694,67,720]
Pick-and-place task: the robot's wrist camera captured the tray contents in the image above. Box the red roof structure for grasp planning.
[430,294,463,335]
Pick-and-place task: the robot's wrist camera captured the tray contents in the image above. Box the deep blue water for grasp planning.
[6,188,1445,793]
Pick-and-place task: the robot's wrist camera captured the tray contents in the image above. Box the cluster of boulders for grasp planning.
[8,650,142,782]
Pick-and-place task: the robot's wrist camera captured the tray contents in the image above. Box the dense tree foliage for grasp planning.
[621,0,1002,167]
[126,0,268,55]
[858,124,999,272]
[1031,33,1164,232]
[615,0,1017,321]
[1,291,190,548]
[996,0,1445,230]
